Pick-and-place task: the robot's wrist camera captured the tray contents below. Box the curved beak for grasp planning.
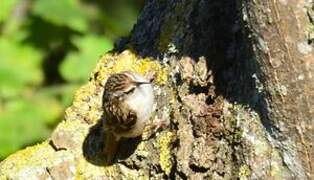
[135,81,151,86]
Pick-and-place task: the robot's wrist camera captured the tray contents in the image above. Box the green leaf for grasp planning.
[32,0,88,32]
[60,35,112,82]
[39,84,79,115]
[31,94,64,126]
[0,97,54,159]
[0,0,19,23]
[0,38,43,98]
[101,2,139,37]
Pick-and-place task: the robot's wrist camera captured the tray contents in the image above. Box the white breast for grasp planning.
[123,74,154,138]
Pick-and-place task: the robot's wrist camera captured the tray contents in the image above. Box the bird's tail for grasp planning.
[103,131,119,165]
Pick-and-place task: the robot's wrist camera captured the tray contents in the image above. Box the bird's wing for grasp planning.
[103,99,137,134]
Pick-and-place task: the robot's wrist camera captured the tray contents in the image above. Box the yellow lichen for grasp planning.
[75,157,118,179]
[75,156,144,179]
[239,165,250,180]
[270,150,286,179]
[156,131,175,175]
[93,50,169,86]
[118,164,147,180]
[0,141,55,176]
[136,141,150,158]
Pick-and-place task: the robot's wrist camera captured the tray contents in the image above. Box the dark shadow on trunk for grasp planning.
[119,0,278,138]
[82,114,141,166]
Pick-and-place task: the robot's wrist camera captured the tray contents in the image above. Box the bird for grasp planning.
[102,71,154,164]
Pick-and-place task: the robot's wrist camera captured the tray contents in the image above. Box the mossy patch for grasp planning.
[156,131,175,175]
[0,141,74,179]
[0,142,53,175]
[92,50,169,86]
[239,164,250,180]
[157,2,191,53]
[75,156,117,179]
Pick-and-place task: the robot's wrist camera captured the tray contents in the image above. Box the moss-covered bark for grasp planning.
[1,0,313,179]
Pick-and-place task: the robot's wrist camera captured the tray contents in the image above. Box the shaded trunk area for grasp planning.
[120,0,314,179]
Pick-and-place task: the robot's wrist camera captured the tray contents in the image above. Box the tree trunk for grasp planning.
[240,0,314,179]
[1,0,313,179]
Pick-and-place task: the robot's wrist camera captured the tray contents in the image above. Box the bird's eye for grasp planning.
[125,87,135,94]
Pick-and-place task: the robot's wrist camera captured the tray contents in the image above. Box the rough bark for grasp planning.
[241,1,314,179]
[0,0,313,179]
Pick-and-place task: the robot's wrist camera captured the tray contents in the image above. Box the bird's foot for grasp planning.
[142,118,166,140]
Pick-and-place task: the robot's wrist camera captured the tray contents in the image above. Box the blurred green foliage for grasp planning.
[0,0,143,159]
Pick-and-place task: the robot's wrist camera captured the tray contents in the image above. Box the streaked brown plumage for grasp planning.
[103,73,137,134]
[102,71,154,164]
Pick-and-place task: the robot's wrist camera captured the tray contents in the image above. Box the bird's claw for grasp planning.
[142,118,166,140]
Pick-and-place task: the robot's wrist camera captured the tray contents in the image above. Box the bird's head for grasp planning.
[103,71,151,101]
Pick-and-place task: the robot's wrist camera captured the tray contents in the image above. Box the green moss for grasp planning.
[222,101,245,144]
[158,3,184,52]
[158,18,176,52]
[157,2,194,53]
[156,131,175,175]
